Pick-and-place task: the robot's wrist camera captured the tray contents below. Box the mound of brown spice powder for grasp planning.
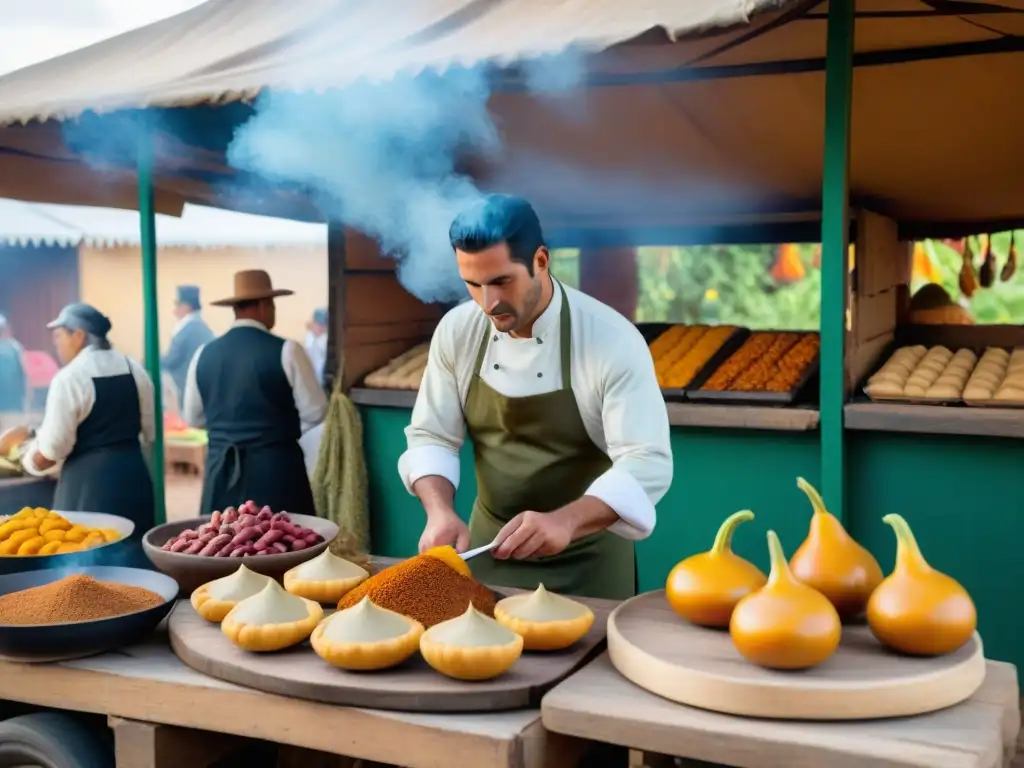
[336,555,496,628]
[0,574,164,626]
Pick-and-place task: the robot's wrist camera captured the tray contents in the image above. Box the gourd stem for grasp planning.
[882,513,930,572]
[765,530,794,586]
[710,510,754,555]
[796,476,828,516]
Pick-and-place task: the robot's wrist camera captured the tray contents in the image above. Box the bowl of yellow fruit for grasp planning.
[0,508,134,576]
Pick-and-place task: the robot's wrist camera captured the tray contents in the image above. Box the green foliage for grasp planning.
[919,232,1024,324]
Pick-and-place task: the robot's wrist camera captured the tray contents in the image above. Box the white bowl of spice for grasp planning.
[0,566,178,661]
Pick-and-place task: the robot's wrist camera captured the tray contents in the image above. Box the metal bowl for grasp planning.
[0,511,136,576]
[0,566,178,662]
[143,514,339,594]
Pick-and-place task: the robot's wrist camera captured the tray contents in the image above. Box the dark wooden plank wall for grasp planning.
[327,226,442,391]
[0,244,80,352]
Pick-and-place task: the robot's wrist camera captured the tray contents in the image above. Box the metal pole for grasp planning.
[138,129,167,525]
[819,0,855,520]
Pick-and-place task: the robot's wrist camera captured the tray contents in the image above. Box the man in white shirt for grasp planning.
[304,307,328,387]
[183,270,327,516]
[400,195,673,599]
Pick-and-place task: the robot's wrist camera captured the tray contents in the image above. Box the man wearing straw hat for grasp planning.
[183,270,327,516]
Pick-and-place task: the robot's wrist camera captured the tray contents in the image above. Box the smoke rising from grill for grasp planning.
[227,57,584,304]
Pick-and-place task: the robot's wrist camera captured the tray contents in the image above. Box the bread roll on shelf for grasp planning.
[362,343,430,390]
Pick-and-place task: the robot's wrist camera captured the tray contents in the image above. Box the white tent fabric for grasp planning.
[0,199,326,248]
[0,1,1022,234]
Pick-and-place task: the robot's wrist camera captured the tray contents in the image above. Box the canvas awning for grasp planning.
[0,1,1022,237]
[0,199,327,249]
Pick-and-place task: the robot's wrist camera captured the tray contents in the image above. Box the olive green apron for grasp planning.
[465,280,636,600]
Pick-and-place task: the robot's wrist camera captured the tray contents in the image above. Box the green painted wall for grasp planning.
[361,406,1022,674]
[847,431,1024,676]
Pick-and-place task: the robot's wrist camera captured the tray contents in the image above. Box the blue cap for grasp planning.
[47,303,112,338]
[176,285,201,309]
[313,307,328,326]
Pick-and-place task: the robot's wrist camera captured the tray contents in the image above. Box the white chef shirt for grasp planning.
[22,346,156,475]
[399,283,673,540]
[183,320,327,435]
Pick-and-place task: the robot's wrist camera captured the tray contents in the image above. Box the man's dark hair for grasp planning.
[449,194,545,275]
[233,299,260,313]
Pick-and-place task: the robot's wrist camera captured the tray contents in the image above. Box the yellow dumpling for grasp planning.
[221,580,323,652]
[494,584,594,651]
[311,597,423,670]
[420,605,523,680]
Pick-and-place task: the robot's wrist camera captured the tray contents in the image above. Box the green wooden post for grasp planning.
[819,0,855,520]
[138,131,167,525]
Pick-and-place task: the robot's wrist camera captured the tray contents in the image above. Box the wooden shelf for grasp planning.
[845,401,1024,439]
[665,403,819,431]
[351,388,819,431]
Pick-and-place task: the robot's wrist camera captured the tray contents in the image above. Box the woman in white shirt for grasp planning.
[21,303,156,564]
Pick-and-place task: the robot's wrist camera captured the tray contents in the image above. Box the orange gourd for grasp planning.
[867,514,977,656]
[730,530,841,670]
[665,510,766,627]
[789,477,883,620]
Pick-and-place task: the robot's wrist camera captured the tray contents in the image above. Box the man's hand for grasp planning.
[492,510,573,561]
[418,507,470,554]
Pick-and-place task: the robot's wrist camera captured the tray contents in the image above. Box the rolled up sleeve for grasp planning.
[29,370,90,470]
[398,319,465,495]
[586,330,673,540]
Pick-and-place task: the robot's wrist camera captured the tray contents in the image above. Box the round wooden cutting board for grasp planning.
[168,600,611,713]
[607,590,986,720]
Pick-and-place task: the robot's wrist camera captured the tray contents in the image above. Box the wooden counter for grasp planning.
[542,652,1020,768]
[350,388,820,432]
[0,628,585,768]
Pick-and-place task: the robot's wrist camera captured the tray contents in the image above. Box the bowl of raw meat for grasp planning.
[142,502,338,594]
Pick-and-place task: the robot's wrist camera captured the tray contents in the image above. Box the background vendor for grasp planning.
[16,303,155,563]
[184,270,326,516]
[162,284,214,410]
[400,194,673,600]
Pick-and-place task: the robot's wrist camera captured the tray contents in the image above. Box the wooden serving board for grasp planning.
[169,597,613,713]
[607,591,987,721]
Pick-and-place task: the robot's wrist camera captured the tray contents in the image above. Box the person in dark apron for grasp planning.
[20,303,155,567]
[184,270,326,516]
[401,194,673,602]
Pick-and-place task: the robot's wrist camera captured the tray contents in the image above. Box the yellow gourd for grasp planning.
[191,564,274,623]
[38,541,62,555]
[283,550,370,604]
[221,579,323,652]
[665,510,766,627]
[789,477,883,620]
[867,514,977,656]
[311,596,423,670]
[494,584,594,650]
[420,605,523,680]
[730,530,841,670]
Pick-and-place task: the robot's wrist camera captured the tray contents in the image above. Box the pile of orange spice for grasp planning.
[337,554,496,628]
[0,575,163,626]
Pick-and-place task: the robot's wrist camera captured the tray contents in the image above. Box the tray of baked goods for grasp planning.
[687,331,820,405]
[863,344,1024,407]
[362,343,429,390]
[644,324,750,400]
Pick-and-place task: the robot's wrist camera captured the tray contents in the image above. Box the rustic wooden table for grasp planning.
[0,628,587,768]
[543,651,1020,768]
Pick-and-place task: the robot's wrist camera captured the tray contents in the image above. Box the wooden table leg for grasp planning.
[109,717,246,768]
